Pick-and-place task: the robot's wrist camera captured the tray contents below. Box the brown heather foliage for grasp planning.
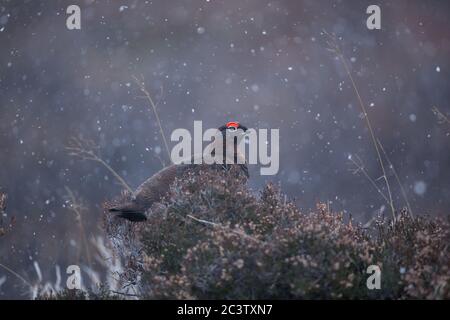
[104,168,450,300]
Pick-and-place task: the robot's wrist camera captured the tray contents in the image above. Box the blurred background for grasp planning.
[0,0,449,298]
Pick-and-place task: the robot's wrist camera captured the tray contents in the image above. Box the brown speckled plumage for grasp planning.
[109,123,249,221]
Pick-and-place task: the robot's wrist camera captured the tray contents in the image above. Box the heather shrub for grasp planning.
[104,168,450,299]
[374,212,450,299]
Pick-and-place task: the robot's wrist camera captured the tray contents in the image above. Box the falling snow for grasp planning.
[0,0,449,299]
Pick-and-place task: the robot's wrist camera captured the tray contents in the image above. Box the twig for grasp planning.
[132,75,171,164]
[65,137,133,193]
[324,30,396,222]
[348,154,389,203]
[377,140,414,217]
[186,214,263,244]
[110,290,141,297]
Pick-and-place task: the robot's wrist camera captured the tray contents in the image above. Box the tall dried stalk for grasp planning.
[66,137,133,193]
[348,154,389,204]
[377,140,413,217]
[325,31,396,222]
[132,75,171,165]
[65,186,93,269]
[0,262,32,289]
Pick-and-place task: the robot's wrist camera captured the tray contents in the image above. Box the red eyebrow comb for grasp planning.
[226,121,239,128]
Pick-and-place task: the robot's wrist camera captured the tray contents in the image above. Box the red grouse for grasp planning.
[109,122,249,221]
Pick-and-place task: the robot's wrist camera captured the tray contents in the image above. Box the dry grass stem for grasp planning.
[0,262,32,289]
[65,186,93,268]
[132,75,171,165]
[348,154,389,204]
[377,140,414,217]
[65,137,133,193]
[324,30,396,221]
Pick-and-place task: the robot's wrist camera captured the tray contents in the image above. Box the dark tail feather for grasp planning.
[109,208,147,222]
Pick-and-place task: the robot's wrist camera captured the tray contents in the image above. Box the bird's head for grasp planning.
[202,121,249,166]
[216,121,248,157]
[218,121,248,137]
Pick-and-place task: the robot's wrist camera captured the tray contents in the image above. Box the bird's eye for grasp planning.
[228,126,237,132]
